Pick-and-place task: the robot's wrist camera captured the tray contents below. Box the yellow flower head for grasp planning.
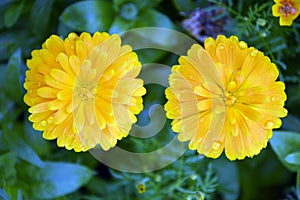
[272,0,300,26]
[165,35,287,160]
[137,183,146,194]
[24,32,146,152]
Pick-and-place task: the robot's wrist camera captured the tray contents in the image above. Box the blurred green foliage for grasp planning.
[0,0,300,199]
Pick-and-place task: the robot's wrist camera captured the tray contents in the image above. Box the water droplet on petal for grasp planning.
[232,130,238,137]
[47,116,54,123]
[212,141,221,150]
[270,96,276,101]
[40,120,47,126]
[71,45,75,50]
[199,118,204,123]
[250,50,258,57]
[228,81,237,91]
[218,44,225,50]
[230,117,236,124]
[239,41,247,49]
[69,33,77,40]
[265,120,274,129]
[205,38,214,48]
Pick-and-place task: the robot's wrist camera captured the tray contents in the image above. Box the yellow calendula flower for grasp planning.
[24,32,146,152]
[137,183,146,194]
[272,0,300,26]
[165,35,287,160]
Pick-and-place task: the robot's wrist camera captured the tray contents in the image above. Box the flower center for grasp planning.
[279,0,298,17]
[225,91,237,106]
[224,80,237,107]
[76,85,96,101]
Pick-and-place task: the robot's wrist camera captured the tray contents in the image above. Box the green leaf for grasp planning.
[60,0,114,32]
[2,48,23,103]
[172,0,195,12]
[0,189,11,200]
[57,21,74,38]
[29,0,54,35]
[113,0,162,11]
[213,157,239,200]
[297,168,300,200]
[109,16,135,34]
[270,131,300,172]
[0,152,17,187]
[22,119,50,157]
[285,152,300,165]
[4,1,24,28]
[0,64,6,91]
[0,30,28,62]
[135,9,174,29]
[3,187,22,200]
[134,49,168,64]
[2,126,45,168]
[282,114,300,132]
[31,162,94,199]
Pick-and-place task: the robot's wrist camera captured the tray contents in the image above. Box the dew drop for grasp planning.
[212,141,221,150]
[239,41,247,49]
[40,120,47,126]
[55,81,59,85]
[230,36,238,42]
[199,118,204,123]
[70,45,75,50]
[250,50,258,57]
[229,117,236,124]
[265,120,274,129]
[47,116,54,123]
[69,33,77,40]
[205,38,214,48]
[273,104,277,108]
[218,44,225,50]
[232,130,238,137]
[228,81,237,91]
[270,96,276,101]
